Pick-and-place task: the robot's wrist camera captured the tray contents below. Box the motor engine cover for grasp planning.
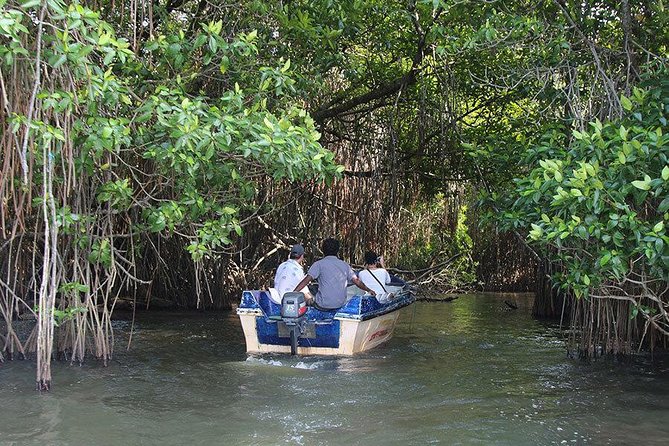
[281,292,307,319]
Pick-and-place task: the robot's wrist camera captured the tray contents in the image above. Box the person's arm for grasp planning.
[383,269,392,284]
[352,276,376,296]
[293,274,313,293]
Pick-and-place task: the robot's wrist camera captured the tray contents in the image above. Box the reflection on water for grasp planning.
[1,293,669,445]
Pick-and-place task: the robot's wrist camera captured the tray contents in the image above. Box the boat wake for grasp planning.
[245,356,284,367]
[293,361,325,370]
[244,355,327,370]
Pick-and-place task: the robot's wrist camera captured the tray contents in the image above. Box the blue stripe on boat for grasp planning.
[256,318,341,348]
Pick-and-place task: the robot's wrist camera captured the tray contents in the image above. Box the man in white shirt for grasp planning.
[273,244,312,303]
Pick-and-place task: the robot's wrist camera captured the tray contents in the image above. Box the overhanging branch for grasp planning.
[312,4,443,123]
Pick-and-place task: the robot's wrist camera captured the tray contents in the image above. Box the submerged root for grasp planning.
[36,379,51,392]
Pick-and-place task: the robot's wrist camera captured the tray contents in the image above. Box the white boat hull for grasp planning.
[238,310,402,355]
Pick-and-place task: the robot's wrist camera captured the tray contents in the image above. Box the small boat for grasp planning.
[236,284,415,355]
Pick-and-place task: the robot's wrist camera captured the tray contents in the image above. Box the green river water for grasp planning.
[1,293,668,445]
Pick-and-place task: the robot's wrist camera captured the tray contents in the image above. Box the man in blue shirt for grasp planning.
[293,238,375,310]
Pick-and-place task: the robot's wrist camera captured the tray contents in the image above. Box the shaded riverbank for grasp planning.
[1,293,668,445]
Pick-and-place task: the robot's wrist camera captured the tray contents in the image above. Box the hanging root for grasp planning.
[569,270,669,357]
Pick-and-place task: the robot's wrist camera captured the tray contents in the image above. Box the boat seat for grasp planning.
[258,291,282,317]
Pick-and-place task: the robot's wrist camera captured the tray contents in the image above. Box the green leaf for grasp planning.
[662,166,669,181]
[103,50,114,65]
[658,197,669,213]
[52,54,67,68]
[653,221,664,233]
[220,55,229,74]
[529,223,543,240]
[21,0,41,8]
[600,252,611,267]
[631,180,651,191]
[99,32,111,46]
[101,126,113,139]
[656,238,664,253]
[620,95,633,111]
[619,125,628,141]
[263,117,274,130]
[209,35,218,53]
[210,20,222,35]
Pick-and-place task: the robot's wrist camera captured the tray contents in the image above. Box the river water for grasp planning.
[1,293,668,445]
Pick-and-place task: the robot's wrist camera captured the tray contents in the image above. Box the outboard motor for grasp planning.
[280,292,307,355]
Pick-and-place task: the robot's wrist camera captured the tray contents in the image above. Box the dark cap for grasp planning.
[290,244,305,257]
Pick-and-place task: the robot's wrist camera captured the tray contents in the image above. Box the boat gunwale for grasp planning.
[237,289,415,323]
[334,293,415,321]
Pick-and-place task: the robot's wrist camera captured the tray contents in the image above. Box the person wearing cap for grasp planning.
[292,237,376,310]
[273,244,312,302]
[358,251,394,302]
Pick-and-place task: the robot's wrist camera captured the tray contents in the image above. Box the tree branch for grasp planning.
[311,5,443,123]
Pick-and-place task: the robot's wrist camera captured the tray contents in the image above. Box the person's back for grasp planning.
[292,238,376,310]
[358,251,392,301]
[273,244,309,302]
[308,255,355,309]
[358,268,391,295]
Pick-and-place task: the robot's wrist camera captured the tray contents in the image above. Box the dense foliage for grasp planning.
[497,74,669,343]
[0,0,341,388]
